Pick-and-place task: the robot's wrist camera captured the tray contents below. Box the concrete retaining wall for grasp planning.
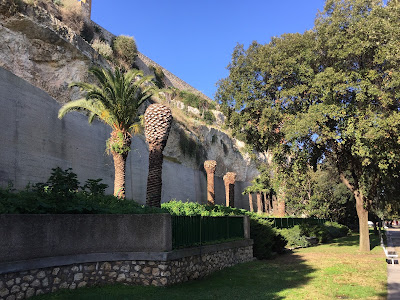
[0,214,172,263]
[0,66,251,209]
[0,213,253,299]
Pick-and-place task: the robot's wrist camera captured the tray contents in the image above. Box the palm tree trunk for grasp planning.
[263,192,269,213]
[146,144,164,207]
[257,192,263,214]
[112,151,128,198]
[248,193,254,212]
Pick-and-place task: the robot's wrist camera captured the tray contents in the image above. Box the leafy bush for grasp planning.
[0,167,164,215]
[162,200,286,259]
[149,65,165,89]
[112,35,138,68]
[324,221,351,238]
[203,110,216,124]
[279,226,310,248]
[91,39,113,60]
[179,91,206,110]
[299,223,331,243]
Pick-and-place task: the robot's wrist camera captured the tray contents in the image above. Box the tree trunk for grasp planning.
[263,192,269,214]
[146,145,164,207]
[112,151,128,198]
[272,194,278,215]
[339,172,370,252]
[355,190,370,252]
[257,192,263,214]
[248,193,254,212]
[277,200,286,217]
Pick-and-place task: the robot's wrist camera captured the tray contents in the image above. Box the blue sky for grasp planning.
[92,0,326,100]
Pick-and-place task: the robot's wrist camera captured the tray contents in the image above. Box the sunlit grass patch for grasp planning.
[33,233,387,300]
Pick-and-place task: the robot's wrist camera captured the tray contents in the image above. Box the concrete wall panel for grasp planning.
[0,67,251,208]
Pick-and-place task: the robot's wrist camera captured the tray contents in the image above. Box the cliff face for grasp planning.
[0,1,265,206]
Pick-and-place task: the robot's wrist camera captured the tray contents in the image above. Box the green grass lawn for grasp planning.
[33,233,387,300]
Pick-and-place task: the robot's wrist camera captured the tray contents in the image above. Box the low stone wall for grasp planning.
[0,240,253,299]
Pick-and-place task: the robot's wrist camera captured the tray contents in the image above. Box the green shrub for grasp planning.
[162,200,286,259]
[203,110,216,124]
[112,35,138,68]
[0,167,164,215]
[299,223,330,243]
[91,39,113,60]
[279,226,310,248]
[149,65,165,89]
[324,221,351,238]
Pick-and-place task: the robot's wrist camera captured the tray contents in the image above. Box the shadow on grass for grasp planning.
[332,230,381,250]
[32,253,315,300]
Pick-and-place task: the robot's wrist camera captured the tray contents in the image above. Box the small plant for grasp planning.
[112,35,138,69]
[82,178,108,196]
[203,110,216,124]
[149,65,166,89]
[279,225,310,248]
[91,39,113,60]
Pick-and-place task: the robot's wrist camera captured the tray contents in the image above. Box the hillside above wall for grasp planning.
[0,0,267,183]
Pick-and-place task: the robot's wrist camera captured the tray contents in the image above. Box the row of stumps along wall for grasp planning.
[204,160,237,207]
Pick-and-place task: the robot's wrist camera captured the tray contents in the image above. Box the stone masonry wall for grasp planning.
[0,245,253,299]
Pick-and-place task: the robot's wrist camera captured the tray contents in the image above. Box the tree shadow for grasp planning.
[156,252,315,300]
[330,232,381,250]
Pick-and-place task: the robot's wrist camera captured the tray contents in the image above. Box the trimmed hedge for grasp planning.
[162,200,287,259]
[278,221,351,248]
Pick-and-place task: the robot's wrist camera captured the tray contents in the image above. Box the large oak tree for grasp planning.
[216,0,400,251]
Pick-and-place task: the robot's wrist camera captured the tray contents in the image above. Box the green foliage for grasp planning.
[112,35,138,68]
[91,39,113,60]
[279,222,350,248]
[216,0,400,249]
[162,200,287,259]
[60,67,155,149]
[0,168,165,214]
[324,221,351,238]
[203,110,216,124]
[149,65,165,89]
[285,162,357,228]
[299,223,331,243]
[82,178,108,197]
[279,226,310,248]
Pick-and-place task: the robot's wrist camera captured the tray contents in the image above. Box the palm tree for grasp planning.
[144,104,173,207]
[58,67,155,198]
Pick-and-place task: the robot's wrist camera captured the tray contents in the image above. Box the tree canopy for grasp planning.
[216,0,400,251]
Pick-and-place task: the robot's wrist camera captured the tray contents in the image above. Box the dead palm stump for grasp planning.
[223,172,237,207]
[264,192,270,213]
[257,192,263,214]
[204,160,217,205]
[248,193,254,212]
[144,104,173,207]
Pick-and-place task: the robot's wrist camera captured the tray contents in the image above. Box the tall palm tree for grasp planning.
[144,104,173,207]
[58,67,155,198]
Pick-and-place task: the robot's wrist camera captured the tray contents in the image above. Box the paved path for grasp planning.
[386,228,400,300]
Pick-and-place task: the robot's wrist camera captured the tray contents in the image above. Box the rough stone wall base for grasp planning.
[0,245,253,299]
